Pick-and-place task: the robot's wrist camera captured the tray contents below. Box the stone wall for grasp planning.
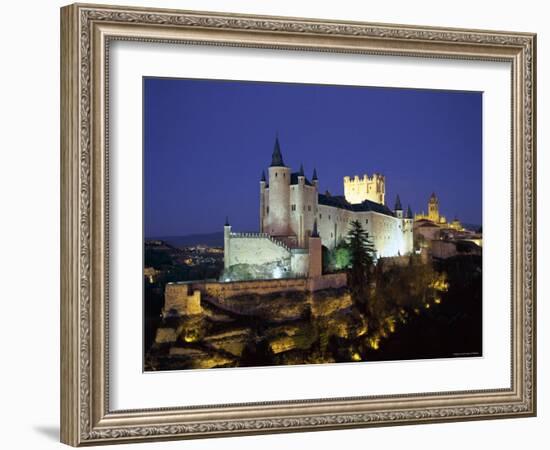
[316,207,412,257]
[290,249,310,276]
[307,272,347,291]
[226,233,291,270]
[164,283,203,316]
[191,277,307,300]
[167,273,348,310]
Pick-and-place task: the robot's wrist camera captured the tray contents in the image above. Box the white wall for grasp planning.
[0,1,547,450]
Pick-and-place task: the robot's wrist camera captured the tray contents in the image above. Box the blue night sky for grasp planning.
[144,77,482,238]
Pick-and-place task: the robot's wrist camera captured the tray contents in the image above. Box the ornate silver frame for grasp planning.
[60,3,536,446]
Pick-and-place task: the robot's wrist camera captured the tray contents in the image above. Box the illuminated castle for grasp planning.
[343,173,385,205]
[222,137,414,280]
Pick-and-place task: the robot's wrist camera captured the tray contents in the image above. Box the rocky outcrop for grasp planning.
[147,285,363,370]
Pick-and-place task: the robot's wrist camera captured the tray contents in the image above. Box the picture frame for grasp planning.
[60,3,536,446]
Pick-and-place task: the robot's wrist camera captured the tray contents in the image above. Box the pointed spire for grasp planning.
[406,205,413,219]
[312,168,318,181]
[311,220,320,238]
[394,194,402,211]
[299,163,304,177]
[224,216,230,226]
[430,192,437,200]
[261,170,266,182]
[270,135,285,167]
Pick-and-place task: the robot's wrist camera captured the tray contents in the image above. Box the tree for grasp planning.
[345,220,376,315]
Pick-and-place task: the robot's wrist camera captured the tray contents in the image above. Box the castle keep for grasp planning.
[223,137,414,281]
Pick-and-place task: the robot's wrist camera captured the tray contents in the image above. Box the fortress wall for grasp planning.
[317,204,354,250]
[290,251,309,276]
[402,219,414,254]
[191,277,308,299]
[368,212,402,257]
[165,274,348,311]
[164,283,203,316]
[317,207,411,257]
[227,235,291,267]
[307,272,347,291]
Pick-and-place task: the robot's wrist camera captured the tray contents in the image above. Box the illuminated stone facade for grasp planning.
[223,137,414,280]
[343,173,385,205]
[414,192,464,231]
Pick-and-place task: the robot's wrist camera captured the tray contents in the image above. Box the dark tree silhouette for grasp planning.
[345,220,376,315]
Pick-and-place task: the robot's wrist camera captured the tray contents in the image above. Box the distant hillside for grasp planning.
[148,232,224,248]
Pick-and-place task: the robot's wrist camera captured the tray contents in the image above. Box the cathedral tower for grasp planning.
[266,136,291,236]
[428,192,440,223]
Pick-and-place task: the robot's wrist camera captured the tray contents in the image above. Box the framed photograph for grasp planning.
[60,3,536,446]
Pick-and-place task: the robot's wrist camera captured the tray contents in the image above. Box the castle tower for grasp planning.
[343,173,386,205]
[312,168,318,188]
[266,136,291,236]
[394,194,403,219]
[259,170,266,232]
[428,192,440,223]
[308,220,322,278]
[223,217,231,270]
[295,163,306,247]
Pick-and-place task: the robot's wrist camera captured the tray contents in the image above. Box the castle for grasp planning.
[222,137,414,281]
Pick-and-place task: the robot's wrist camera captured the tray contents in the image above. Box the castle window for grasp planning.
[266,206,269,214]
[291,204,296,211]
[275,173,278,178]
[331,232,333,238]
[308,205,311,211]
[329,215,331,220]
[319,214,322,219]
[365,219,369,224]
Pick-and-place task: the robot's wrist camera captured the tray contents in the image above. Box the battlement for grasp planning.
[343,173,385,205]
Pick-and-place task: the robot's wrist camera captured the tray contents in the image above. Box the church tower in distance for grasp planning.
[428,192,440,223]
